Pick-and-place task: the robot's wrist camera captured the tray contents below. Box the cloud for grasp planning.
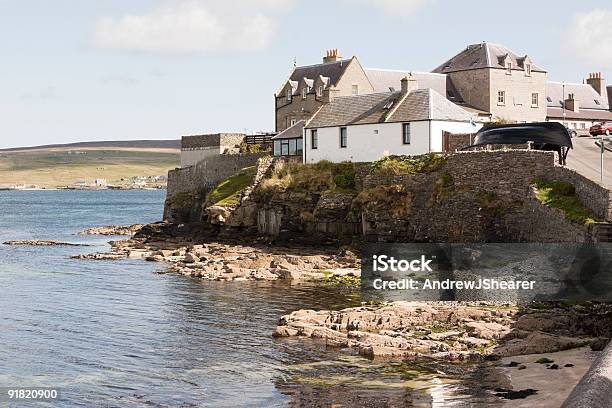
[93,0,292,54]
[341,0,431,17]
[567,9,612,68]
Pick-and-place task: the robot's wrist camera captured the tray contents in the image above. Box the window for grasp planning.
[525,64,531,76]
[311,129,318,149]
[302,87,308,99]
[273,140,281,156]
[351,84,359,95]
[497,91,506,105]
[317,85,324,97]
[402,123,411,145]
[281,140,289,155]
[531,93,539,107]
[290,119,297,126]
[297,139,303,156]
[580,123,586,129]
[595,100,601,105]
[288,139,297,155]
[340,127,348,148]
[506,62,512,75]
[286,89,292,102]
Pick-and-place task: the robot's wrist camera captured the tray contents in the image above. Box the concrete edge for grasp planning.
[562,342,612,408]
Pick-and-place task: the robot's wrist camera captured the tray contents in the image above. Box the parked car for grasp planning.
[589,121,612,136]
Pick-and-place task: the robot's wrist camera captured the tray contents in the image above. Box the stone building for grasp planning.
[433,42,548,123]
[546,72,612,131]
[275,49,374,132]
[180,133,245,168]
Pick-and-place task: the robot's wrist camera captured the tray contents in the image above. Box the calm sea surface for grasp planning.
[0,190,503,407]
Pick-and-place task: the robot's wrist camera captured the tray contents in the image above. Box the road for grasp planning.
[566,136,612,189]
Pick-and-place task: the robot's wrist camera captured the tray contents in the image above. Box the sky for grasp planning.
[0,0,611,149]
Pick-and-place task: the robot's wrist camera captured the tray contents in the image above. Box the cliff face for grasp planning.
[166,151,611,244]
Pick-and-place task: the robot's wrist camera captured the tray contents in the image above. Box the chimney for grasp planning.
[323,48,342,64]
[565,93,579,112]
[322,85,339,103]
[400,73,418,95]
[586,71,605,95]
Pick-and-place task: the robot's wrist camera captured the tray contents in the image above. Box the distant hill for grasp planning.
[0,140,181,188]
[0,139,180,153]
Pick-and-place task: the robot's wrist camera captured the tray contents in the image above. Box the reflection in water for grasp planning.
[0,191,509,407]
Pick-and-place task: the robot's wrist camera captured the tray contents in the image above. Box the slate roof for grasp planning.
[272,120,305,140]
[547,108,612,121]
[278,58,353,94]
[433,42,545,74]
[364,69,444,93]
[547,82,609,110]
[306,89,473,129]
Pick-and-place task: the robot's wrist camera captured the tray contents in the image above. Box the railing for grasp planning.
[245,134,276,145]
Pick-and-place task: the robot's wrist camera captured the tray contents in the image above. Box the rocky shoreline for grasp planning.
[72,222,361,282]
[274,301,612,361]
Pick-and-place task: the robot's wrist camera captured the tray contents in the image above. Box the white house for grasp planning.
[303,75,481,163]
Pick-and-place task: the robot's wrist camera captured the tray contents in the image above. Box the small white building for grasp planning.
[303,75,481,163]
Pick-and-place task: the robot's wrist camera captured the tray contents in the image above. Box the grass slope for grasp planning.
[207,167,256,206]
[532,178,597,224]
[0,149,179,188]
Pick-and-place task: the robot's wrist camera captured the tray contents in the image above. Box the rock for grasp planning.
[78,224,144,236]
[146,255,164,262]
[5,240,90,247]
[184,253,200,263]
[547,364,559,369]
[590,337,609,351]
[508,361,520,367]
[535,357,554,364]
[465,321,509,340]
[494,388,538,400]
[564,363,574,367]
[518,364,527,370]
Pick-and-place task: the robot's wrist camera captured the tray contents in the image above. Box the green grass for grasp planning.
[370,154,447,175]
[207,166,256,206]
[257,160,356,195]
[532,178,597,224]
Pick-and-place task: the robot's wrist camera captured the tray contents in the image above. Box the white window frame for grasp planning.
[497,90,506,105]
[302,87,308,100]
[506,62,512,75]
[286,88,292,102]
[340,127,348,148]
[531,92,539,107]
[525,64,531,76]
[290,119,297,126]
[402,123,411,145]
[351,84,359,95]
[317,85,324,97]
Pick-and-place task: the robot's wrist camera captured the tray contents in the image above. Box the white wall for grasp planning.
[304,120,479,163]
[430,120,482,151]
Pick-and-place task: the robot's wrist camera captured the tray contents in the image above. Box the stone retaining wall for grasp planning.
[167,153,267,197]
[553,166,612,222]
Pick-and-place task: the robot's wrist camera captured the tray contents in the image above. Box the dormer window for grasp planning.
[352,84,359,95]
[286,89,292,102]
[525,63,531,76]
[506,62,512,75]
[302,87,308,99]
[317,85,324,97]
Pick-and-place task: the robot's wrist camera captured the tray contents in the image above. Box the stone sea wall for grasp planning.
[250,150,607,243]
